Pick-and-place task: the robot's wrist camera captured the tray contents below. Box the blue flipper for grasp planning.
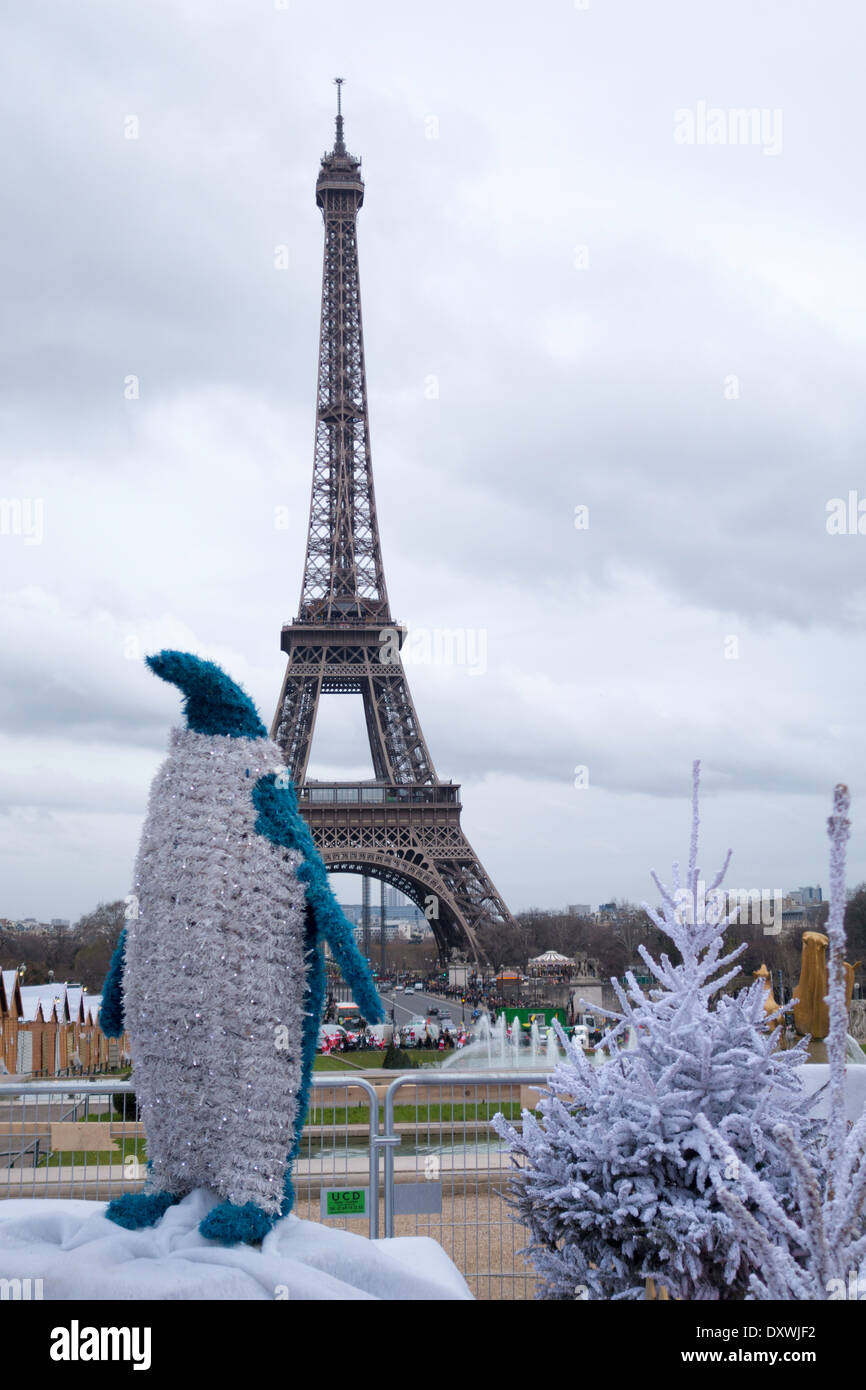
[100,928,127,1038]
[280,906,327,1218]
[252,774,384,1023]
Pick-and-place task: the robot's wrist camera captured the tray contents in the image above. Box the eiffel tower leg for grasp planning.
[362,664,435,786]
[430,831,514,955]
[271,666,322,785]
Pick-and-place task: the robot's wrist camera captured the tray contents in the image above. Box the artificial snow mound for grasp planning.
[0,1190,472,1300]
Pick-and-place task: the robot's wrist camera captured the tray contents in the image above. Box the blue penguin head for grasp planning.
[146,650,268,739]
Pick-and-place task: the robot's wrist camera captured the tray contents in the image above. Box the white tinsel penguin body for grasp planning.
[100,651,382,1245]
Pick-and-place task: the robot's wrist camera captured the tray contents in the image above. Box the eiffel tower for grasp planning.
[271,82,517,962]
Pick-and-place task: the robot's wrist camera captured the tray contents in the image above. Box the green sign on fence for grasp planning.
[323,1187,368,1219]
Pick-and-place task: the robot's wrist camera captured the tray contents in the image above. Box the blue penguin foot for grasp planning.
[198,1199,277,1246]
[105,1190,181,1231]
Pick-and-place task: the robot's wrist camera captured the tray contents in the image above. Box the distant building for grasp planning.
[350,919,418,944]
[0,978,127,1077]
[782,886,822,910]
[567,904,592,918]
[340,900,425,929]
[781,906,807,929]
[348,914,436,947]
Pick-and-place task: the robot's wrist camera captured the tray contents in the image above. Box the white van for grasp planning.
[366,1023,394,1046]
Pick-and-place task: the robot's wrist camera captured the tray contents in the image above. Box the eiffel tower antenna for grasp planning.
[333,76,346,154]
[271,93,516,962]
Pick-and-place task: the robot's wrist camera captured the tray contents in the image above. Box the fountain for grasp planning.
[508,1017,522,1065]
[438,1013,619,1071]
[434,928,866,1078]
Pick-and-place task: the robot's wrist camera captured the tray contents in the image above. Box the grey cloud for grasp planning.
[1,0,865,917]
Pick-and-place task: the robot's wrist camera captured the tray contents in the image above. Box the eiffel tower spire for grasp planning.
[271,87,516,961]
[297,78,388,626]
[333,75,347,155]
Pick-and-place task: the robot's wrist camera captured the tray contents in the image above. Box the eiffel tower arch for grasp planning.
[272,83,516,962]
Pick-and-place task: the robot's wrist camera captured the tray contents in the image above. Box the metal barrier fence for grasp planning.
[0,1072,548,1300]
[381,1071,545,1300]
[292,1075,384,1239]
[0,1078,383,1238]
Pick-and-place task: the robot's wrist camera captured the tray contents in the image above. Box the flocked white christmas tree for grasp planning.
[493,761,812,1300]
[697,783,866,1299]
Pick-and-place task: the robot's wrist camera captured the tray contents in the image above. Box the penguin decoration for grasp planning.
[99,651,383,1245]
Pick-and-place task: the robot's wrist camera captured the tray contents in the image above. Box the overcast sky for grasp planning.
[2,0,865,922]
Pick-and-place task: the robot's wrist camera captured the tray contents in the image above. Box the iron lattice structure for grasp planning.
[272,89,516,961]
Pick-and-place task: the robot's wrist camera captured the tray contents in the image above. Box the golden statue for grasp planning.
[793,931,858,1040]
[753,964,782,1030]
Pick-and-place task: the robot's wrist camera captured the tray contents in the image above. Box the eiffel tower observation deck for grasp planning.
[272,82,516,961]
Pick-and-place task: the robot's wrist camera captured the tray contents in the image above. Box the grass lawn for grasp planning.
[314,1047,453,1070]
[38,1138,147,1168]
[36,1067,521,1164]
[305,1101,522,1125]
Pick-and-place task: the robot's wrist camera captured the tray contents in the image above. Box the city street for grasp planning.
[379,986,471,1029]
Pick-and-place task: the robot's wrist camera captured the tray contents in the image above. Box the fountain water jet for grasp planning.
[439,1014,577,1071]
